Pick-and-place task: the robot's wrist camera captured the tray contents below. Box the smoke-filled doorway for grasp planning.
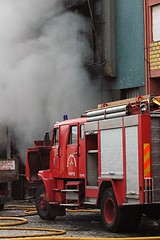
[0,125,25,200]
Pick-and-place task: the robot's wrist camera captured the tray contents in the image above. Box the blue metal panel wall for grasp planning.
[112,0,145,89]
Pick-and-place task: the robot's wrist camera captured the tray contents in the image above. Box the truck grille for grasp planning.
[151,117,160,202]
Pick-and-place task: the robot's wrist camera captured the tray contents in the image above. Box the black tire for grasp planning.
[124,206,142,232]
[35,184,56,220]
[0,204,4,211]
[144,205,160,219]
[101,189,127,232]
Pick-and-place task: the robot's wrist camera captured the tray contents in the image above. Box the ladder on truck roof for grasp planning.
[85,95,160,122]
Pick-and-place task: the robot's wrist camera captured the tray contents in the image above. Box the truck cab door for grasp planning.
[66,125,79,178]
[50,127,60,177]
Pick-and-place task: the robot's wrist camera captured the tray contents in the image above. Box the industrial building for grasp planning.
[145,0,160,95]
[64,0,160,102]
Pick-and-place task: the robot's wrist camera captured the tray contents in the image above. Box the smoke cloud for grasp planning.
[0,0,100,160]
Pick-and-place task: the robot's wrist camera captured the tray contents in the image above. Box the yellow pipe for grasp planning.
[0,216,28,226]
[0,216,66,238]
[6,236,160,240]
[0,226,66,238]
[66,208,100,213]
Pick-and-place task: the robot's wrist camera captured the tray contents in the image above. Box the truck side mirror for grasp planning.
[44,132,50,146]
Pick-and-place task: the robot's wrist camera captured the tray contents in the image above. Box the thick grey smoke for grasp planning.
[0,0,99,160]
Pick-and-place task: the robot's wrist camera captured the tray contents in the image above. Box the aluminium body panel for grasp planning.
[100,127,123,178]
[99,117,123,130]
[100,114,140,203]
[87,152,98,186]
[84,121,98,133]
[125,125,139,198]
[124,115,138,127]
[124,114,139,200]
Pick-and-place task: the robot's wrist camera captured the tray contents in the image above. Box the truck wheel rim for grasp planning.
[38,193,47,211]
[104,198,115,224]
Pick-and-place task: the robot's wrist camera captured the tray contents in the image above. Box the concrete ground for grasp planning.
[0,200,159,239]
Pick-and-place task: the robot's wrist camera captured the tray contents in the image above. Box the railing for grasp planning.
[144,178,153,203]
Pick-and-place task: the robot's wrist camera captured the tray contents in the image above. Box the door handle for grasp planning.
[57,146,61,157]
[72,152,77,155]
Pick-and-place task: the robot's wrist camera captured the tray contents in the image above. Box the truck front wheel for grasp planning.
[101,189,127,232]
[35,184,56,220]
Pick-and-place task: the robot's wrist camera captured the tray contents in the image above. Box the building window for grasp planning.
[144,0,160,93]
[121,88,139,99]
[146,1,160,75]
[152,4,160,41]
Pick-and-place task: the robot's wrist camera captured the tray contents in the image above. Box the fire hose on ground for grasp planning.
[0,205,100,239]
[0,205,160,240]
[0,205,66,239]
[0,205,101,239]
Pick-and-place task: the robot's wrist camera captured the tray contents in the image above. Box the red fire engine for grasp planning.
[26,95,160,232]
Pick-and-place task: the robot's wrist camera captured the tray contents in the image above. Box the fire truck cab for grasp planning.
[26,95,160,232]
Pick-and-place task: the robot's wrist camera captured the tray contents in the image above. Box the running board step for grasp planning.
[49,201,59,205]
[61,189,79,193]
[60,203,79,207]
[83,201,96,205]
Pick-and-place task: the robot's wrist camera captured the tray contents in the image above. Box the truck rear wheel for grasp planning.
[35,184,56,220]
[101,189,127,232]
